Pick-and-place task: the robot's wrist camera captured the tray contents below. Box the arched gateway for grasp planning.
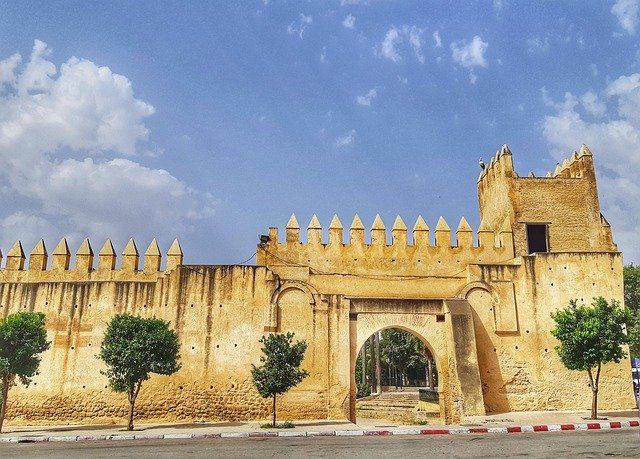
[0,146,633,427]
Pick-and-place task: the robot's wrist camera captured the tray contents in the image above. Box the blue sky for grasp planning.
[0,1,639,266]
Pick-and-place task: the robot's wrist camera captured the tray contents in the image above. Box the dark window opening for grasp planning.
[526,224,548,254]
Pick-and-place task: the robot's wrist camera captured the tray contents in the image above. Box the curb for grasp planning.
[1,420,637,443]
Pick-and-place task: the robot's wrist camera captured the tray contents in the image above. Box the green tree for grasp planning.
[623,264,640,357]
[0,311,50,433]
[381,329,429,386]
[251,332,309,427]
[551,297,629,419]
[98,314,181,431]
[624,265,640,313]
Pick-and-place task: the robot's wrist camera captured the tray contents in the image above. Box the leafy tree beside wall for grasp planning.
[98,314,181,431]
[551,297,629,419]
[624,264,640,358]
[251,332,309,427]
[0,311,50,433]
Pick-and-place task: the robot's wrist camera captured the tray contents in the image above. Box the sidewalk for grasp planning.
[0,410,638,443]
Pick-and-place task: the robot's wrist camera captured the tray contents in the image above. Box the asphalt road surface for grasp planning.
[2,429,639,458]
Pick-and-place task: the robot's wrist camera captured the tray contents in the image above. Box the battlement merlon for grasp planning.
[255,214,515,273]
[0,237,184,280]
[477,144,615,256]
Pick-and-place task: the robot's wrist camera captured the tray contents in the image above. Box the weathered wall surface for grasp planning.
[0,263,287,425]
[0,145,635,427]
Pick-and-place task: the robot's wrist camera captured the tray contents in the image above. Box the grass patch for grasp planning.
[260,421,295,429]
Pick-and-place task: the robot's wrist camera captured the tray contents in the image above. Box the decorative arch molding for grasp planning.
[457,281,499,304]
[270,281,317,306]
[264,281,319,332]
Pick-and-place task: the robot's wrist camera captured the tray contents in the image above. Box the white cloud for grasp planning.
[335,129,356,147]
[433,31,442,48]
[0,53,21,88]
[541,73,640,263]
[379,26,402,62]
[0,40,213,256]
[342,14,356,29]
[320,46,327,63]
[451,35,488,68]
[288,14,313,39]
[341,0,364,5]
[406,26,425,63]
[450,35,488,83]
[356,88,377,106]
[376,25,425,64]
[612,0,639,35]
[580,90,606,117]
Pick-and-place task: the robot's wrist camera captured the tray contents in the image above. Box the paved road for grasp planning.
[2,429,639,458]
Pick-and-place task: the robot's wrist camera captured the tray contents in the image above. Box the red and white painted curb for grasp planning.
[0,420,637,443]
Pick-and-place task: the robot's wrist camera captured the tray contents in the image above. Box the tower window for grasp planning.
[526,224,548,254]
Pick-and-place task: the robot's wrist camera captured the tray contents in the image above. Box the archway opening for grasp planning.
[354,327,440,424]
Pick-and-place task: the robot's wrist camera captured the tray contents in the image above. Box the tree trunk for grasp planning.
[0,374,13,433]
[127,382,142,431]
[272,394,276,427]
[374,332,381,395]
[428,359,434,390]
[587,365,601,420]
[360,347,366,385]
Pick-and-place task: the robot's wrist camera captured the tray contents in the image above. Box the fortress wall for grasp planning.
[0,145,634,425]
[0,259,311,425]
[467,252,633,414]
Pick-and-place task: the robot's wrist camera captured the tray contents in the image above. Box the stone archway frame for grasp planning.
[264,281,321,332]
[348,297,486,425]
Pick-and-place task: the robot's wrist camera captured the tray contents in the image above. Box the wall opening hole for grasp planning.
[527,224,549,254]
[436,314,445,322]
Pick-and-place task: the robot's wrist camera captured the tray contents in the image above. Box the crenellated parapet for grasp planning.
[0,237,183,282]
[256,213,515,276]
[542,144,594,179]
[477,144,516,188]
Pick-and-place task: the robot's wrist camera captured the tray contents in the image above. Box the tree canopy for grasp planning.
[251,332,308,427]
[623,265,640,357]
[551,297,629,419]
[624,265,640,314]
[381,328,429,376]
[0,311,50,432]
[98,313,181,430]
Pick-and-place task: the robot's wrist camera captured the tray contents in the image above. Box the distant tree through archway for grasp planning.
[355,328,437,397]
